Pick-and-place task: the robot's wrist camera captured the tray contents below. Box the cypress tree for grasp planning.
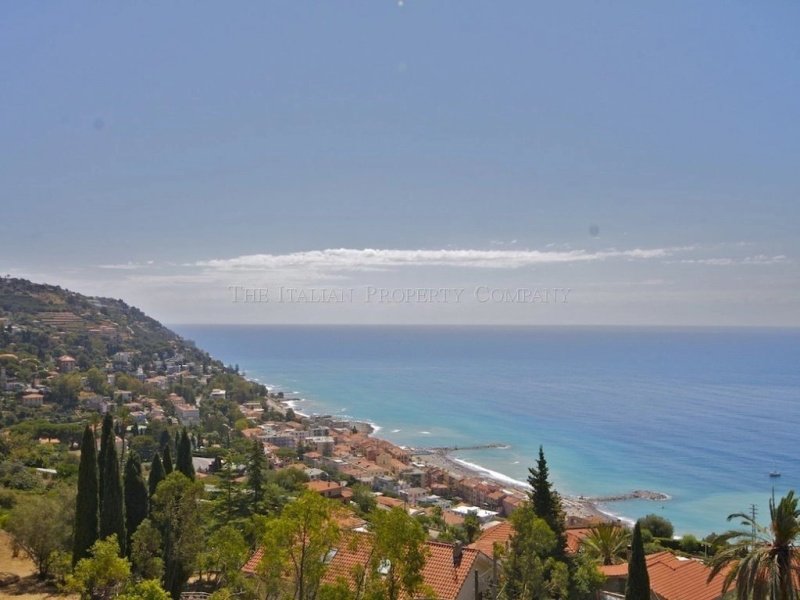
[247,440,266,508]
[176,428,195,480]
[124,451,148,554]
[97,413,114,504]
[162,444,174,475]
[158,429,171,451]
[148,452,166,498]
[73,425,99,566]
[99,430,127,555]
[527,446,567,555]
[625,521,650,600]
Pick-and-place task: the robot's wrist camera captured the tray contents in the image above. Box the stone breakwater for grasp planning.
[583,490,671,503]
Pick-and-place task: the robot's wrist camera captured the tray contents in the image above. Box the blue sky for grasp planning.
[1,2,798,325]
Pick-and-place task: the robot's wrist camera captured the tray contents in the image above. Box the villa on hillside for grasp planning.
[57,354,76,372]
[21,392,44,407]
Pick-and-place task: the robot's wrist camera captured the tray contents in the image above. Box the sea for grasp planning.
[173,325,800,537]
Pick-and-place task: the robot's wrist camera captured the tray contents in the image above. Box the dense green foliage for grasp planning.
[151,473,204,599]
[581,522,630,566]
[162,445,174,475]
[527,446,567,556]
[625,522,650,600]
[176,429,195,480]
[99,422,126,555]
[148,452,166,499]
[246,440,266,510]
[501,502,570,599]
[259,491,342,599]
[708,491,800,600]
[124,452,148,554]
[637,513,674,539]
[97,414,113,506]
[7,487,75,577]
[73,425,100,566]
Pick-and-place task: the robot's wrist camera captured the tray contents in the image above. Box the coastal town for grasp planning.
[0,278,746,600]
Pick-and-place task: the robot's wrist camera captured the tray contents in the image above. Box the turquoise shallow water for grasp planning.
[174,325,800,536]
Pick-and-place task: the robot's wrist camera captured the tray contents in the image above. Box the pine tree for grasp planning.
[148,452,166,498]
[73,425,99,566]
[625,521,650,600]
[247,440,266,509]
[97,413,114,505]
[527,446,567,555]
[124,451,148,554]
[176,428,195,480]
[99,430,127,555]
[162,444,174,475]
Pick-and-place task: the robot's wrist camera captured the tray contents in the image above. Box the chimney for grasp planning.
[453,541,463,567]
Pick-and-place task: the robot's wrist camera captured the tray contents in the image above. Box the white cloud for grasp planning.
[96,262,154,270]
[194,246,688,273]
[667,254,788,266]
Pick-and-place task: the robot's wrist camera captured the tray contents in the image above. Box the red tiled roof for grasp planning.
[306,480,345,493]
[442,511,465,527]
[376,496,405,509]
[421,541,483,600]
[469,522,590,557]
[566,528,592,554]
[242,546,265,575]
[599,551,731,600]
[243,531,488,600]
[469,521,513,557]
[319,531,375,587]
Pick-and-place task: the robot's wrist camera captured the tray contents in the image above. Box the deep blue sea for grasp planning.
[173,325,800,536]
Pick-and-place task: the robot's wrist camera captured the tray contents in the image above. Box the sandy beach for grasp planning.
[410,448,614,523]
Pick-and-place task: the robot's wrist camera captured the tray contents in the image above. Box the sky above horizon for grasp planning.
[2,2,799,326]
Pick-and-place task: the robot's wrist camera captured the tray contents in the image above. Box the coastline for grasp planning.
[265,386,646,526]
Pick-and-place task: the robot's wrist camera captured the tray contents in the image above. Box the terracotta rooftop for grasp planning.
[469,521,513,557]
[469,522,591,557]
[565,528,592,554]
[421,540,484,600]
[599,551,732,600]
[241,546,265,576]
[376,495,405,509]
[442,511,465,527]
[244,531,486,600]
[306,480,345,493]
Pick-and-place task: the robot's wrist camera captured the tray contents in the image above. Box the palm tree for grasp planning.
[707,490,800,600]
[582,522,631,566]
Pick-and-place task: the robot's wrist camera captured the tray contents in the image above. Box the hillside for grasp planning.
[0,277,211,370]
